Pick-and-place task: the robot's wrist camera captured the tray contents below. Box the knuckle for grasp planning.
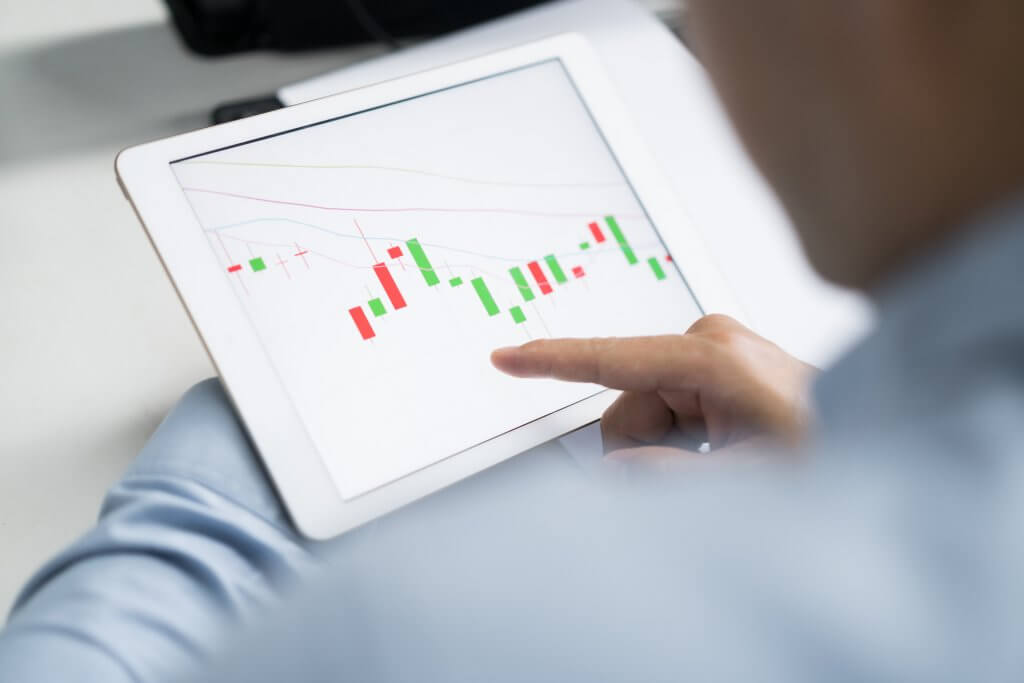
[689,336,718,367]
[688,314,745,348]
[686,313,735,334]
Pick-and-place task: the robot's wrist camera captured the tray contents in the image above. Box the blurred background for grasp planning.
[0,0,868,614]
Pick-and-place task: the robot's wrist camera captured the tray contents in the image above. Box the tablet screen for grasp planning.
[171,59,703,499]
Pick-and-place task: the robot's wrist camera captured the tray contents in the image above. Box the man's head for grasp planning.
[685,1,1024,288]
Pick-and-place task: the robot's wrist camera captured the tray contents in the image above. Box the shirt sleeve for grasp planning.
[194,439,998,683]
[0,379,318,682]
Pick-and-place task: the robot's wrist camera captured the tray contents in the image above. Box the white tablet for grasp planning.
[117,33,740,539]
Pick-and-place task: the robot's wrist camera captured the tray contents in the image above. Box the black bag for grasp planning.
[165,0,550,55]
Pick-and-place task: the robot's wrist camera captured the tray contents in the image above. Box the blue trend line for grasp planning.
[205,216,648,264]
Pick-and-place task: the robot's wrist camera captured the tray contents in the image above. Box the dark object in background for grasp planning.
[212,95,286,124]
[165,0,550,55]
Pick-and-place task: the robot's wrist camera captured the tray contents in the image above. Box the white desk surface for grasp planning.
[0,0,870,614]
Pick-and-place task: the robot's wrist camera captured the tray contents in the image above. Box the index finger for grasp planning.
[490,336,707,392]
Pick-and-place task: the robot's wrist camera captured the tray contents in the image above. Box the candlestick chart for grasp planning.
[170,59,704,498]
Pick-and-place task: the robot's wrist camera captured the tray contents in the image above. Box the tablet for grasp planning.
[117,34,740,539]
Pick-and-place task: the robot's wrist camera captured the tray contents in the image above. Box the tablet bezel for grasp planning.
[116,33,743,539]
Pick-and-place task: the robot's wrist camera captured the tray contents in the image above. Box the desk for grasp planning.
[0,0,869,613]
[0,0,384,612]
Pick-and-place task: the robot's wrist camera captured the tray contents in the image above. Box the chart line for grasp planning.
[218,233,537,292]
[352,219,378,262]
[179,160,626,189]
[205,216,655,264]
[216,232,626,306]
[182,186,643,220]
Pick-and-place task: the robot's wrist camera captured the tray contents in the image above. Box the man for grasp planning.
[4,0,1024,680]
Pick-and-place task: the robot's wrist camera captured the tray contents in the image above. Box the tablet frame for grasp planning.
[117,33,744,539]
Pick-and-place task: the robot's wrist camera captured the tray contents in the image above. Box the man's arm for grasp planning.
[0,379,317,682]
[191,316,996,682]
[196,431,978,683]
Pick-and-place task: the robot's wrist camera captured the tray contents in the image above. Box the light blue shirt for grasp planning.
[4,197,1024,681]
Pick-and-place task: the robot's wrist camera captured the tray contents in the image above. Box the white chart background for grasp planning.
[172,60,703,498]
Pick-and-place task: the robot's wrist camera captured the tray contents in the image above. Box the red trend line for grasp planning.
[182,187,622,219]
[373,263,407,310]
[528,261,553,295]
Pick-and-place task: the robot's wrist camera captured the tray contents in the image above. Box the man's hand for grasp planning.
[491,315,816,455]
